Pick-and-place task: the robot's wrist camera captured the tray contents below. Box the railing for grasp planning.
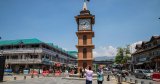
[6,59,42,64]
[0,48,43,54]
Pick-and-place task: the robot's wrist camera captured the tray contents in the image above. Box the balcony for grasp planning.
[5,59,42,64]
[0,48,43,54]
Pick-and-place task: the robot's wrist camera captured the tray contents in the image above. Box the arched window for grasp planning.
[83,35,87,45]
[83,48,87,58]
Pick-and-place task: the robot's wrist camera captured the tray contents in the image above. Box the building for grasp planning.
[0,38,77,73]
[75,1,95,71]
[132,35,160,71]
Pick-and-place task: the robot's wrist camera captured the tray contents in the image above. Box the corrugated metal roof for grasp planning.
[0,38,43,46]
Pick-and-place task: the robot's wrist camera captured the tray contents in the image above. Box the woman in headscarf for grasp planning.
[97,65,104,84]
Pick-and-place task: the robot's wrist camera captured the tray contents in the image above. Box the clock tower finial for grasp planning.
[83,0,90,10]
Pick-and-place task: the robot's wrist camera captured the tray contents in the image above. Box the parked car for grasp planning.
[134,69,152,79]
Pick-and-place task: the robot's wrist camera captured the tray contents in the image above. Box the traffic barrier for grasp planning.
[130,79,132,82]
[141,81,144,84]
[31,75,34,78]
[117,74,122,84]
[123,77,156,84]
[107,75,110,81]
[125,78,127,82]
[152,72,160,82]
[24,76,26,80]
[135,80,138,84]
[55,71,61,76]
[42,70,49,77]
[37,74,39,78]
[14,77,16,80]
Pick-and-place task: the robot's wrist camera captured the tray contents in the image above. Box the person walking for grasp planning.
[97,66,104,84]
[85,66,93,84]
[80,68,83,78]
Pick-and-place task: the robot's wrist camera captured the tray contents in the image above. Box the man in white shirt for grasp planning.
[85,66,93,84]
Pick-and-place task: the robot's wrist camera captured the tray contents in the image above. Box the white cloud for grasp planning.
[129,41,142,54]
[93,46,117,57]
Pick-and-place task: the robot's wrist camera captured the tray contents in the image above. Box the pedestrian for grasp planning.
[80,67,83,78]
[82,68,85,78]
[85,66,93,84]
[97,66,104,84]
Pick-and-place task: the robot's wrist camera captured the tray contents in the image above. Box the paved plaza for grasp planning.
[0,76,128,84]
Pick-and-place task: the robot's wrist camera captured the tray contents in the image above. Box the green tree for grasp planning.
[115,47,124,64]
[115,45,131,64]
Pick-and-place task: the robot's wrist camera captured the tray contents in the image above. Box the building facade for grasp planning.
[0,38,77,73]
[75,1,95,71]
[132,36,160,71]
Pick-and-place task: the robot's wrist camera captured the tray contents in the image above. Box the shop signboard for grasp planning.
[23,70,29,75]
[139,57,146,62]
[42,58,53,65]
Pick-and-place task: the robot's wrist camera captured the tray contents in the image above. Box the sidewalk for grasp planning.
[3,75,43,81]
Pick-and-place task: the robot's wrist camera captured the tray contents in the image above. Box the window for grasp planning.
[139,71,143,73]
[6,56,9,59]
[33,55,38,59]
[148,44,151,47]
[156,51,159,55]
[11,55,18,59]
[153,41,157,46]
[83,48,87,58]
[149,52,152,56]
[83,35,87,45]
[152,52,155,56]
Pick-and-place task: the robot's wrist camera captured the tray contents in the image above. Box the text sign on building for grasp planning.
[139,57,147,62]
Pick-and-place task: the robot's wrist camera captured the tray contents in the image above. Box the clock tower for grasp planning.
[75,1,95,71]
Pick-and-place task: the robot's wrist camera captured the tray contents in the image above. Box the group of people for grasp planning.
[79,65,104,84]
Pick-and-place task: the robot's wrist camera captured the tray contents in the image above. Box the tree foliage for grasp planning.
[114,45,131,64]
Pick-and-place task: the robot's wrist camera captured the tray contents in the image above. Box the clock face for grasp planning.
[79,19,91,30]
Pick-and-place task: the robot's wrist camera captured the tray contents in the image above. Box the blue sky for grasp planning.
[0,0,160,57]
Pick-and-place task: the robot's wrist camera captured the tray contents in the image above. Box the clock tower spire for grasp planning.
[83,0,87,10]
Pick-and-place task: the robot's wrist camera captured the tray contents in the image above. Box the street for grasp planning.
[1,76,126,84]
[124,75,159,84]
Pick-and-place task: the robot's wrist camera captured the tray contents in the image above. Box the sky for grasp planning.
[0,0,160,57]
